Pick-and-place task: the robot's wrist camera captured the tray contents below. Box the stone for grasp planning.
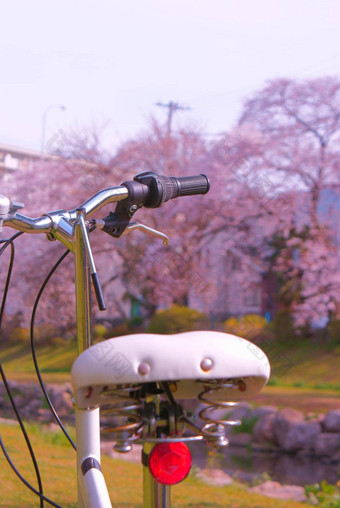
[227,402,252,421]
[273,408,305,448]
[196,469,233,486]
[253,412,277,445]
[37,408,54,422]
[313,432,340,457]
[22,398,42,419]
[280,421,321,453]
[323,410,340,433]
[250,405,278,420]
[249,480,307,502]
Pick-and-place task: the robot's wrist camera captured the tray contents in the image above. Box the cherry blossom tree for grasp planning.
[238,76,340,326]
[3,77,340,334]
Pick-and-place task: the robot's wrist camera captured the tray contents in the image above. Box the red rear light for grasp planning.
[148,442,192,485]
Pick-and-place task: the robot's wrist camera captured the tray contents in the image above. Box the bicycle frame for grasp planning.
[74,210,111,507]
[1,173,270,508]
[73,206,169,507]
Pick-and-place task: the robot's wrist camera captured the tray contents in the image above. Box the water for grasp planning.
[188,442,340,486]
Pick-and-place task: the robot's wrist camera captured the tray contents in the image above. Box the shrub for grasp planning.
[50,336,68,347]
[270,309,296,342]
[107,323,130,338]
[93,323,109,340]
[329,319,340,344]
[36,323,61,343]
[231,415,259,435]
[127,316,144,330]
[147,305,209,334]
[10,327,29,344]
[224,314,271,341]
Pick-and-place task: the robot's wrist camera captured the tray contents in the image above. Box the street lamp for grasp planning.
[41,104,66,154]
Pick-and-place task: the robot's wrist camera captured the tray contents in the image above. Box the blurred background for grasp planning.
[1,1,340,506]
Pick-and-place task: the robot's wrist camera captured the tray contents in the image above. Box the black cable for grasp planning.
[31,222,97,450]
[0,434,62,507]
[30,248,76,450]
[0,232,23,324]
[0,232,45,507]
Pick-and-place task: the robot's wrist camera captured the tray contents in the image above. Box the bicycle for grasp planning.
[0,171,270,507]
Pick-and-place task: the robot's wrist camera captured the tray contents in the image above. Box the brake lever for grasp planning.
[92,219,169,246]
[121,222,169,246]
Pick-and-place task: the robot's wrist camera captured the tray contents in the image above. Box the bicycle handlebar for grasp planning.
[2,172,210,234]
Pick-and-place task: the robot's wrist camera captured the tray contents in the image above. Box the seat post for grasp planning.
[143,442,171,508]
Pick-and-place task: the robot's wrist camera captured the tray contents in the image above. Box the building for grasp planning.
[0,143,59,174]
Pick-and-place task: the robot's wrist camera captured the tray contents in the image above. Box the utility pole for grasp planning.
[156,101,191,136]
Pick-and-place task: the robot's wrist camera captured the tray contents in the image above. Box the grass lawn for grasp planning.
[1,338,340,413]
[0,421,307,508]
[0,339,339,506]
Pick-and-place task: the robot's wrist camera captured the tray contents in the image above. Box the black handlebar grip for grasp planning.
[134,172,210,208]
[176,174,210,197]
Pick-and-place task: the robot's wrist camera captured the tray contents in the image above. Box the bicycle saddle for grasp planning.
[71,331,270,408]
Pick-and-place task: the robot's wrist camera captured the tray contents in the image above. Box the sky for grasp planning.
[1,0,340,153]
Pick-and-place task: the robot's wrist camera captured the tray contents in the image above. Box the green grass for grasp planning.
[260,339,340,389]
[0,421,307,507]
[0,341,77,383]
[2,338,340,415]
[2,337,340,389]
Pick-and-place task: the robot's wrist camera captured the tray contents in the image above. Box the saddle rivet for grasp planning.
[138,362,151,375]
[200,358,213,372]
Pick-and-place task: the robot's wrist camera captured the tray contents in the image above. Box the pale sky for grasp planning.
[1,0,340,152]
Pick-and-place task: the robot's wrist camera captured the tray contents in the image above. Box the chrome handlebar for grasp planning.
[1,172,209,311]
[1,172,210,237]
[1,185,129,234]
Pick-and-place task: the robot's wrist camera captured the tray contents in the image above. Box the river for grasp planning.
[189,442,340,486]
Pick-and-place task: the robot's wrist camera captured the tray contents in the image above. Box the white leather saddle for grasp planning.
[71,330,270,409]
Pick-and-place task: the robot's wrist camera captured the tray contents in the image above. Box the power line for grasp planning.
[156,101,191,135]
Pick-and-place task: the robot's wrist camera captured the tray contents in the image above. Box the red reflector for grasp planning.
[148,442,192,485]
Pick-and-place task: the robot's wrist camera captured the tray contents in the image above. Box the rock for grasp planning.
[253,412,277,445]
[227,402,252,422]
[196,469,233,486]
[13,394,27,409]
[249,480,307,502]
[0,417,18,425]
[107,443,142,463]
[273,408,305,448]
[48,384,74,416]
[22,398,43,419]
[281,421,321,453]
[37,408,54,422]
[251,405,278,420]
[323,410,340,433]
[313,432,340,457]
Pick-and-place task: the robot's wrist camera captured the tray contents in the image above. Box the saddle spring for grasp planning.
[100,384,146,453]
[197,378,244,447]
